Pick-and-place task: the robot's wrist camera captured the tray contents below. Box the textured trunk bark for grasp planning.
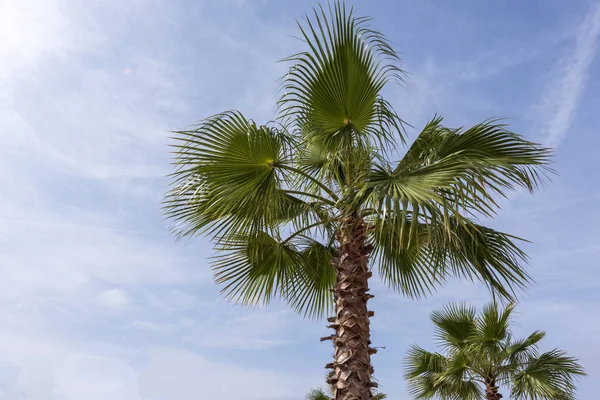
[323,216,376,400]
[484,381,503,400]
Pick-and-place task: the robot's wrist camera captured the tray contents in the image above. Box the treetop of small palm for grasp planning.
[164,1,552,319]
[405,302,585,400]
[306,387,331,400]
[305,387,386,400]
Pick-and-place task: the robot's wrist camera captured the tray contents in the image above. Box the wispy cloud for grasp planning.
[539,1,600,147]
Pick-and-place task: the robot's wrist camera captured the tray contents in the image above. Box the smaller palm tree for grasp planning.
[306,388,331,400]
[307,389,386,400]
[405,302,585,400]
[307,374,387,400]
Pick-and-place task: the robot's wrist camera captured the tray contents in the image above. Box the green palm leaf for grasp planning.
[165,111,293,239]
[279,3,405,154]
[430,303,477,350]
[371,214,442,298]
[213,231,302,306]
[286,238,337,317]
[476,302,513,345]
[371,214,530,301]
[396,116,552,217]
[365,117,552,221]
[505,330,545,365]
[405,346,449,379]
[443,221,530,300]
[511,350,585,400]
[306,388,330,400]
[405,302,585,400]
[212,231,336,319]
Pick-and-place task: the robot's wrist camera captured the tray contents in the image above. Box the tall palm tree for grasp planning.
[164,3,551,399]
[405,303,585,400]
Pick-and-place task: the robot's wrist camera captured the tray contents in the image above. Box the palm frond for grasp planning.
[452,380,483,400]
[364,116,551,228]
[404,346,450,399]
[443,221,530,301]
[405,346,449,378]
[212,231,336,319]
[397,116,552,218]
[278,1,406,154]
[371,214,530,300]
[405,344,481,400]
[164,111,293,240]
[371,213,442,298]
[286,238,337,318]
[505,330,545,364]
[511,349,585,400]
[430,303,477,350]
[305,388,330,400]
[363,117,546,301]
[476,302,514,345]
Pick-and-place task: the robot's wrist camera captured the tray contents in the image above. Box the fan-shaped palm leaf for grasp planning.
[278,3,405,153]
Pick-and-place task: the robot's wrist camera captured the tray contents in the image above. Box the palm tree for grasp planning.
[405,302,585,400]
[307,388,332,400]
[164,3,551,399]
[307,387,386,400]
[307,388,386,400]
[307,373,386,400]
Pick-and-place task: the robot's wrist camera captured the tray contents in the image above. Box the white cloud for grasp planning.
[0,212,201,300]
[0,327,310,400]
[125,304,303,351]
[0,0,99,78]
[185,308,297,350]
[54,355,140,400]
[132,320,162,331]
[138,348,309,400]
[0,1,178,184]
[538,2,600,147]
[97,289,130,309]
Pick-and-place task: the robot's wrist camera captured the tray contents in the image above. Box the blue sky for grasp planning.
[0,0,599,398]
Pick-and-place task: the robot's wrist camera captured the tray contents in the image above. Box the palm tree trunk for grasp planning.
[323,216,376,400]
[484,380,503,400]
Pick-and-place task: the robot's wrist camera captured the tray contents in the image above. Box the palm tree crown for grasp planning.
[164,2,551,399]
[405,302,585,400]
[165,1,550,319]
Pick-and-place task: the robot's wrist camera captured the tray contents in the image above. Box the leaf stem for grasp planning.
[282,218,337,244]
[284,190,337,207]
[277,164,340,202]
